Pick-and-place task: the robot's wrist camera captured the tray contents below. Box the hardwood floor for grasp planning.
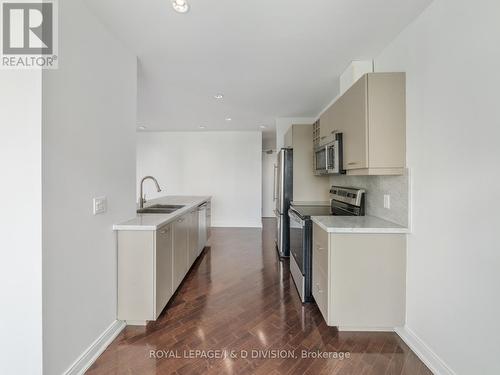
[88,219,431,375]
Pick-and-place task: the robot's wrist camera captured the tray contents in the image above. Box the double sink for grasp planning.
[137,204,185,214]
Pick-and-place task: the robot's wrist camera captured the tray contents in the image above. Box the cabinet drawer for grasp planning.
[312,223,328,275]
[312,262,329,322]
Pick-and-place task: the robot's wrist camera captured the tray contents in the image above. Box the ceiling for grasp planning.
[85,0,432,132]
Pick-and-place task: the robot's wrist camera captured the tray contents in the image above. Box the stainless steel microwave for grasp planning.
[314,133,344,175]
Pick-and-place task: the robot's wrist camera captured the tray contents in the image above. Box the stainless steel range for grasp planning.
[288,186,365,303]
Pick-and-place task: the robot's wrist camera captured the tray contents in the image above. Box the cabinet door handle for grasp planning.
[160,228,170,234]
[347,162,359,166]
[316,244,325,251]
[316,283,323,294]
[320,136,327,140]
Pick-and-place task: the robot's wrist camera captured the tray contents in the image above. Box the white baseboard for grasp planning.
[395,326,455,375]
[63,320,126,375]
[338,326,395,332]
[211,221,263,228]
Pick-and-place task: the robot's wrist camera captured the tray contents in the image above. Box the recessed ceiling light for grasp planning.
[259,125,267,129]
[225,117,232,122]
[138,125,147,131]
[214,94,224,100]
[172,0,190,13]
[199,125,206,129]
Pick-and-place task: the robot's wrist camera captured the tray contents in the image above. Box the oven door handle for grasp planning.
[288,210,305,227]
[325,145,329,170]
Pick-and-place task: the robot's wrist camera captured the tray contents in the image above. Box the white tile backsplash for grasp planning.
[329,169,410,227]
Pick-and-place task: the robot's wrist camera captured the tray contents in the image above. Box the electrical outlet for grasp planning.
[384,194,391,209]
[93,197,107,215]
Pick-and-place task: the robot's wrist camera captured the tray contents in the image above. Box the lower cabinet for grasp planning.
[188,209,199,267]
[206,201,212,239]
[117,225,174,324]
[312,254,329,320]
[173,215,189,290]
[155,225,173,318]
[312,223,406,330]
[117,201,210,325]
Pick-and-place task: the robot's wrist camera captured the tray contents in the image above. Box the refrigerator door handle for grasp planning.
[277,150,286,213]
[273,164,278,201]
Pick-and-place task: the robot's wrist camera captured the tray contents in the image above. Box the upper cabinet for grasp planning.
[284,124,331,201]
[318,95,341,144]
[338,75,369,172]
[312,119,320,148]
[319,107,333,142]
[323,72,406,176]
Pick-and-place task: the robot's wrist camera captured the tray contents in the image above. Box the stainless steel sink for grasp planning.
[137,204,185,214]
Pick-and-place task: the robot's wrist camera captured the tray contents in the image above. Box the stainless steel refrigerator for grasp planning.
[273,148,293,257]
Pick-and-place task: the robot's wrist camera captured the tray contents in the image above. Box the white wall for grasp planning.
[375,0,500,373]
[262,130,276,151]
[137,132,262,227]
[0,71,43,374]
[42,0,137,374]
[262,151,276,217]
[262,132,277,218]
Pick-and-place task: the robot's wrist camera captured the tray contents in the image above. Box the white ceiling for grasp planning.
[85,0,432,132]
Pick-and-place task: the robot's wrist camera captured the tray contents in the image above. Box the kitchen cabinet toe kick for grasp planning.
[125,320,148,326]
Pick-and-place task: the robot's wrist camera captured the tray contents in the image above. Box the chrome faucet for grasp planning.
[139,176,162,209]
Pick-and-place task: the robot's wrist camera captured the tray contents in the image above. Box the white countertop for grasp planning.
[311,215,408,234]
[113,195,211,231]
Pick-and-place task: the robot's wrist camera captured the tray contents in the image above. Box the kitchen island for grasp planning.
[114,195,211,325]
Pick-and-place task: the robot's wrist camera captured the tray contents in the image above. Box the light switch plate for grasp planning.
[93,197,107,215]
[384,194,391,209]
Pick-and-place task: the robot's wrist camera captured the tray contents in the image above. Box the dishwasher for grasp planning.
[197,203,208,256]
